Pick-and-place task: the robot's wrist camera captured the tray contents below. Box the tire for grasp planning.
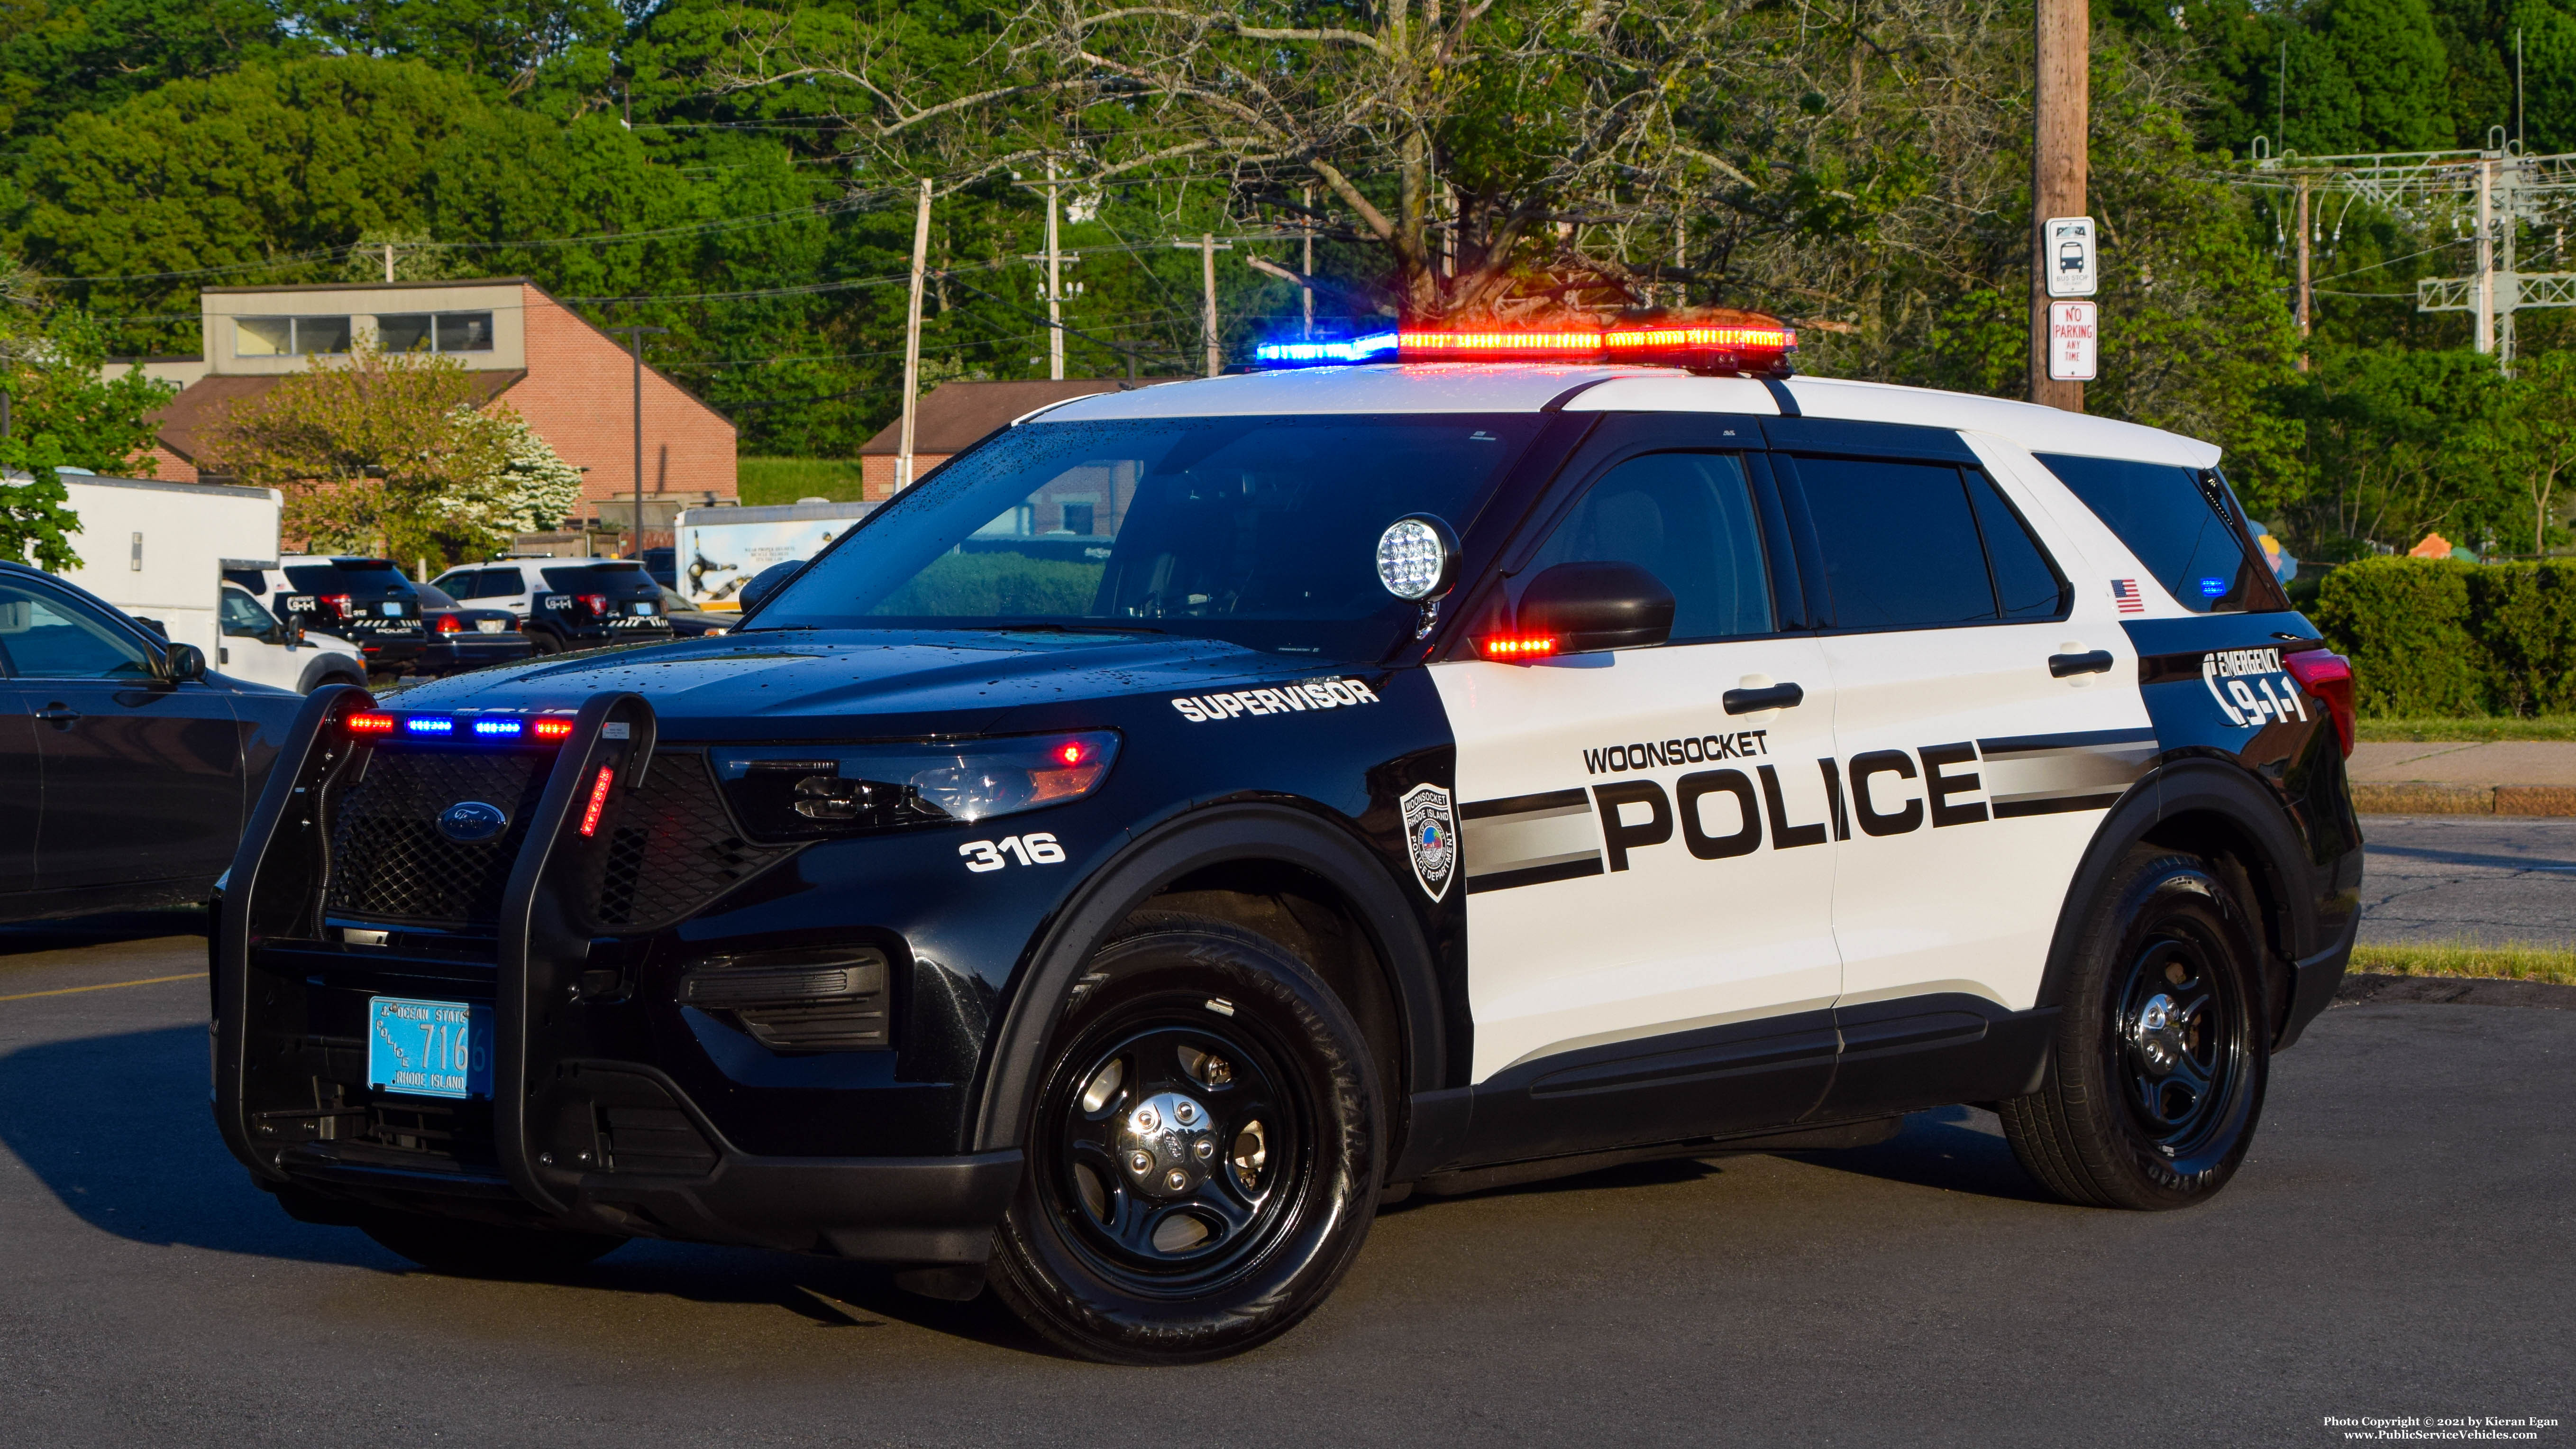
[987,912,1384,1365]
[528,631,565,656]
[360,1211,626,1279]
[2000,848,2271,1211]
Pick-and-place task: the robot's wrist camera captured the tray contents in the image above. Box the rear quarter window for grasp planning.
[2033,454,2280,613]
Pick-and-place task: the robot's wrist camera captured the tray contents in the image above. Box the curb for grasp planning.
[2334,972,2576,1009]
[2352,782,2576,816]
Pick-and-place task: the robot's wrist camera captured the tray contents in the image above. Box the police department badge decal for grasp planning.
[1401,783,1457,902]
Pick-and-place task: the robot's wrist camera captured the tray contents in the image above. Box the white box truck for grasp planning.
[674,500,877,612]
[47,473,366,693]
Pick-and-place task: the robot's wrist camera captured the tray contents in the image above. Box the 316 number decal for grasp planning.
[959,832,1067,873]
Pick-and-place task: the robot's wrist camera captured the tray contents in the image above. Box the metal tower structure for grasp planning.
[2250,131,2576,369]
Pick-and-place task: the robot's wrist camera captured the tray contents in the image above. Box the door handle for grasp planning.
[2049,650,2115,678]
[1723,682,1806,715]
[36,703,80,726]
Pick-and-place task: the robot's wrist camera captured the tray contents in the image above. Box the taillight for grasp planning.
[320,593,353,618]
[579,593,610,618]
[2283,649,2355,757]
[435,614,463,633]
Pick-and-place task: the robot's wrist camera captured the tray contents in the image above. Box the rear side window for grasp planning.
[1519,451,1773,642]
[2033,454,2267,613]
[1786,457,2069,630]
[544,564,658,597]
[478,569,526,597]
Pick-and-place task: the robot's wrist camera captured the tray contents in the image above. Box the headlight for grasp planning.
[710,732,1119,840]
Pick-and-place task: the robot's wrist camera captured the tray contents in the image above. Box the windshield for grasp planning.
[750,414,1542,659]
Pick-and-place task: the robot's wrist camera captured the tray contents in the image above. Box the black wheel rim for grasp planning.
[1035,998,1311,1295]
[2109,920,2253,1167]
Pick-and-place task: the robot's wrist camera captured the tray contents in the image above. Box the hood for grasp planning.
[379,628,1342,739]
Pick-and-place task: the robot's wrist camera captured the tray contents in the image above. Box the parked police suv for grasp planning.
[212,320,2361,1365]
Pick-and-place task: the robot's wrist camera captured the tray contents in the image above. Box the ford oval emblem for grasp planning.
[438,800,509,844]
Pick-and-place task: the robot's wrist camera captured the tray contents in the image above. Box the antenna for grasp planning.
[2518,28,2526,153]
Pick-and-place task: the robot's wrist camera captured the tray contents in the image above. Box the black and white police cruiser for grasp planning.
[212,316,2362,1364]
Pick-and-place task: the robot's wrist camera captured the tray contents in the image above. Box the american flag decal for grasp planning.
[2111,579,2144,614]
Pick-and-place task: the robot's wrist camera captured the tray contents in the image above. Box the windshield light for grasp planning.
[710,732,1122,841]
[1253,313,1797,376]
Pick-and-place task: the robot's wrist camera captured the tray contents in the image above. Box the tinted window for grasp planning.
[2033,454,2263,613]
[757,414,1543,660]
[480,569,527,597]
[1967,473,2069,619]
[1519,452,1772,641]
[414,582,459,608]
[544,563,658,598]
[1791,457,1996,629]
[222,568,267,595]
[0,582,154,678]
[284,562,411,597]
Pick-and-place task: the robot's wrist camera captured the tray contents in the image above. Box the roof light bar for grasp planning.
[404,716,455,736]
[473,718,524,737]
[1254,313,1797,376]
[344,711,576,743]
[532,717,575,741]
[346,712,397,735]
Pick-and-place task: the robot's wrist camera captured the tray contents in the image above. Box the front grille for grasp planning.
[587,752,793,932]
[321,746,794,934]
[325,750,551,926]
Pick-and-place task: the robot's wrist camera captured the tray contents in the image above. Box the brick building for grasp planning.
[857,379,1130,498]
[133,279,736,540]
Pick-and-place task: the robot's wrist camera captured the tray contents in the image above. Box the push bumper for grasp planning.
[2276,908,2358,1051]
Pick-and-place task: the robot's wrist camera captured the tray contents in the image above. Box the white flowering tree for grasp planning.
[427,411,585,555]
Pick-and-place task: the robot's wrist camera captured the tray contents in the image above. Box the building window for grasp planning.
[236,316,351,357]
[376,311,495,355]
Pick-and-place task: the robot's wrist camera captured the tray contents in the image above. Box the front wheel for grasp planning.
[2001,849,2271,1210]
[988,913,1383,1365]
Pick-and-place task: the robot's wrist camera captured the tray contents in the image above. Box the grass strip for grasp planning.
[738,457,868,506]
[2348,941,2576,986]
[2357,716,2576,743]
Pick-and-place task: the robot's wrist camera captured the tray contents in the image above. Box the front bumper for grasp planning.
[212,686,1022,1264]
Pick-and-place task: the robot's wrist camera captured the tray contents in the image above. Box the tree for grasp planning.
[201,340,512,560]
[427,413,585,555]
[2485,350,2576,556]
[0,277,180,569]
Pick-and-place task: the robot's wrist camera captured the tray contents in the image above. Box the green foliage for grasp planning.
[740,457,868,506]
[0,309,178,570]
[2315,556,2485,715]
[2466,559,2576,714]
[872,553,1103,617]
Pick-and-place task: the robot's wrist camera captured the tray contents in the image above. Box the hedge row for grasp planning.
[2311,557,2576,716]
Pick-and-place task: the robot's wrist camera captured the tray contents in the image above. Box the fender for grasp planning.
[969,801,1451,1165]
[2037,754,2319,1019]
[293,651,365,695]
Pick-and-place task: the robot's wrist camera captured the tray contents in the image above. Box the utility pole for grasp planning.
[2296,178,2312,371]
[1301,186,1315,338]
[1169,235,1234,376]
[2030,0,2088,412]
[898,177,932,491]
[604,324,670,559]
[1045,160,1065,380]
[2476,158,2497,354]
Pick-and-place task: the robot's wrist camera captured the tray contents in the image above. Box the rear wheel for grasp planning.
[527,630,565,656]
[361,1211,626,1279]
[2001,849,2270,1210]
[988,913,1382,1365]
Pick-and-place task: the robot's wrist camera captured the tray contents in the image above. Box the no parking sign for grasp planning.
[2048,300,2098,382]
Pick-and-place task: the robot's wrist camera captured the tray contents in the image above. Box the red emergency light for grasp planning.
[1480,634,1559,661]
[1386,312,1797,377]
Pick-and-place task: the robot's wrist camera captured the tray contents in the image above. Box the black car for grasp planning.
[211,359,2359,1366]
[2,560,301,921]
[409,582,538,677]
[230,558,429,675]
[656,587,731,638]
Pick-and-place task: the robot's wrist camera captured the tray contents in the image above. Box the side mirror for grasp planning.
[1516,561,1676,654]
[161,642,209,683]
[282,611,305,647]
[738,560,802,613]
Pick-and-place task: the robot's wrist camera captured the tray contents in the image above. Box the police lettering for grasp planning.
[1583,730,1769,775]
[1170,677,1381,723]
[1591,742,1984,871]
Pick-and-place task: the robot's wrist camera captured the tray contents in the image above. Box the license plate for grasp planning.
[476,619,506,633]
[366,997,492,1100]
[634,602,656,616]
[382,602,403,617]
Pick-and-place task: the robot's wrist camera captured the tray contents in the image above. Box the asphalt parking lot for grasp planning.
[2357,815,2576,946]
[0,825,2567,1449]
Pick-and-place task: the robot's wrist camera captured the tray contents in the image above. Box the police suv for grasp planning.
[211,321,2361,1366]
